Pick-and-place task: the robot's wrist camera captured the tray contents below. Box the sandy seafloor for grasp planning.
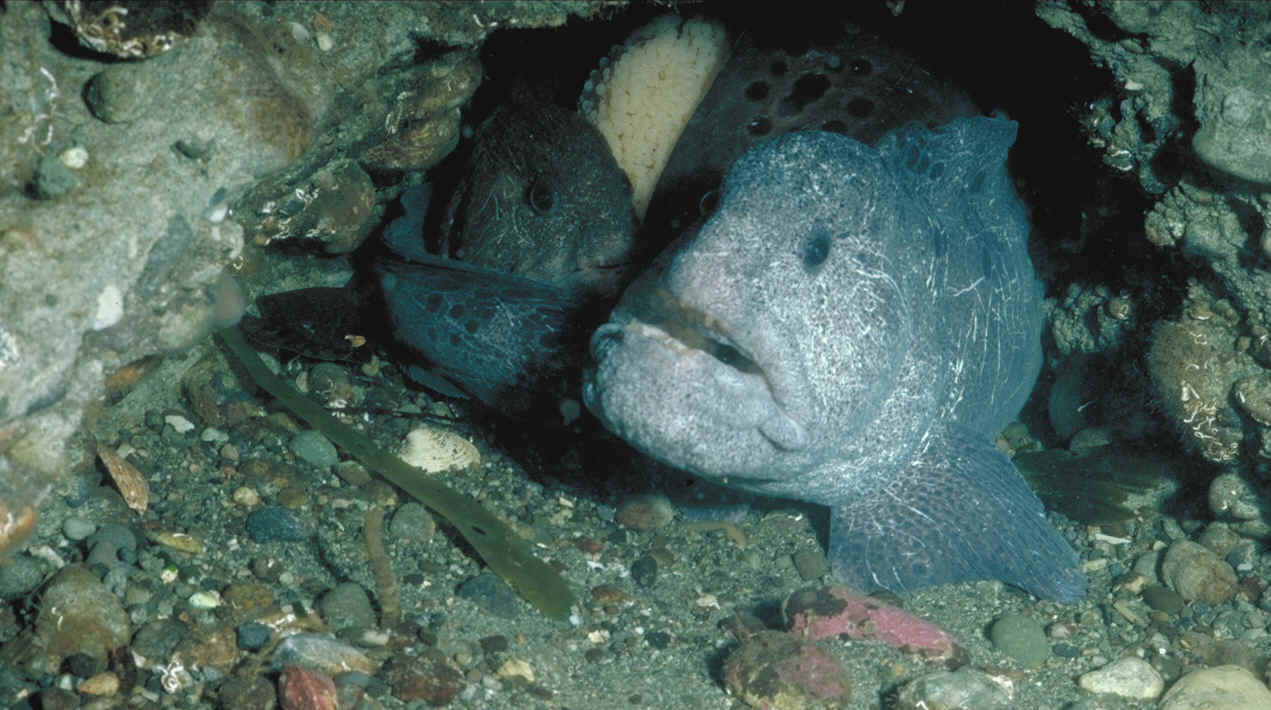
[16,338,1259,710]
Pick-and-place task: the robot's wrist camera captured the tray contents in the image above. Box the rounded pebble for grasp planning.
[62,517,96,541]
[456,571,520,619]
[280,665,336,709]
[319,582,376,630]
[34,566,131,671]
[896,667,1010,710]
[630,554,658,588]
[1160,539,1237,605]
[1078,656,1164,700]
[1208,472,1262,520]
[78,671,120,696]
[388,501,435,542]
[0,554,50,600]
[87,522,136,553]
[131,619,187,659]
[378,647,465,705]
[84,64,157,123]
[615,493,675,531]
[246,506,308,543]
[722,630,852,708]
[1159,664,1271,710]
[33,154,76,199]
[232,485,261,507]
[189,590,222,610]
[272,633,375,676]
[237,621,271,652]
[289,429,339,468]
[989,613,1050,667]
[1142,584,1185,614]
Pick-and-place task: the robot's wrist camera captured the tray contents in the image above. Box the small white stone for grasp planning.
[316,32,335,52]
[59,145,89,169]
[232,486,260,507]
[93,284,124,330]
[188,590,222,610]
[200,427,228,443]
[288,21,310,42]
[1079,656,1164,700]
[164,414,195,433]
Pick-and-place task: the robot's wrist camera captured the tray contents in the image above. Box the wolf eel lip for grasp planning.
[590,285,809,452]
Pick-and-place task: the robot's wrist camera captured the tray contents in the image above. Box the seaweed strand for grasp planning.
[216,325,574,620]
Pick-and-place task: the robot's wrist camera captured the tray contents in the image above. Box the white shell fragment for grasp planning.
[399,426,480,474]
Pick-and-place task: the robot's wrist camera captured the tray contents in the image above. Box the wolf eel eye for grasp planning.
[526,179,556,215]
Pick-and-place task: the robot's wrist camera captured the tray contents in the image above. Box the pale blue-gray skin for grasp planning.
[583,116,1087,601]
[373,102,634,415]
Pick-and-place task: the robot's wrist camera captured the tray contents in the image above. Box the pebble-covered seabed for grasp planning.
[1,344,1269,710]
[4,1,1271,709]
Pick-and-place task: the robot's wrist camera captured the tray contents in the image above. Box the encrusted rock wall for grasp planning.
[0,0,621,554]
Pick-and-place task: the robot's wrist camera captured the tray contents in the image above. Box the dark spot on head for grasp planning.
[770,60,787,76]
[745,81,769,101]
[929,162,944,179]
[931,227,947,258]
[449,333,461,347]
[538,330,562,349]
[747,116,772,136]
[425,293,444,313]
[846,97,873,118]
[821,120,848,134]
[448,303,465,319]
[904,144,920,170]
[425,327,437,341]
[801,228,832,272]
[850,58,872,75]
[526,178,556,215]
[778,73,831,116]
[968,171,986,194]
[464,320,479,334]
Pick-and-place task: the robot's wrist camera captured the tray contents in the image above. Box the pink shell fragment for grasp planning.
[786,585,966,664]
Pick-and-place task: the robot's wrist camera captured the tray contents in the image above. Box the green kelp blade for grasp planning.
[216,325,574,620]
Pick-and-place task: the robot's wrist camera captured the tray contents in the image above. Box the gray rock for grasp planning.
[1161,539,1237,605]
[989,613,1050,667]
[387,502,435,543]
[0,0,617,555]
[896,667,1010,710]
[319,582,376,631]
[32,566,130,672]
[289,430,339,468]
[84,62,163,124]
[131,618,187,660]
[271,633,374,676]
[1192,58,1271,186]
[1078,656,1164,700]
[0,554,50,600]
[87,522,137,553]
[1209,472,1263,522]
[1159,665,1271,710]
[61,517,96,541]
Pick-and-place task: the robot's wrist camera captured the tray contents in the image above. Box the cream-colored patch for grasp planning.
[582,15,730,220]
[399,426,481,474]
